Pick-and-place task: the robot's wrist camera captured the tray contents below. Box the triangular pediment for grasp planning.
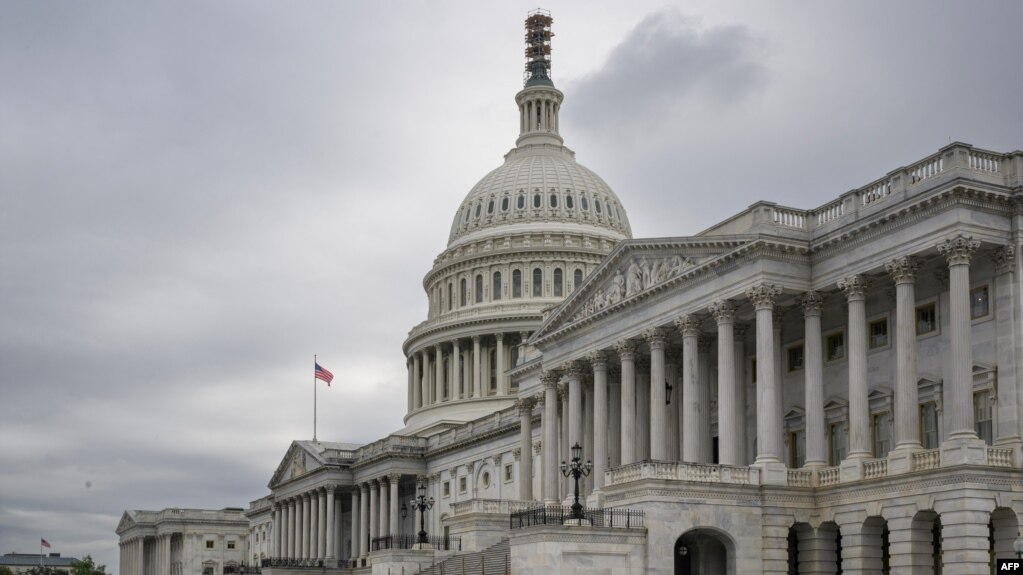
[534,237,753,341]
[268,442,322,489]
[116,511,137,534]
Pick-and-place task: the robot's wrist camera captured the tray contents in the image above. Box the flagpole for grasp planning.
[313,354,318,442]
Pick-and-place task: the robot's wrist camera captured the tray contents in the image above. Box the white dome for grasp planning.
[447,144,632,246]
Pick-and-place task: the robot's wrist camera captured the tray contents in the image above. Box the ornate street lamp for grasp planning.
[560,442,593,520]
[403,481,435,545]
[1013,536,1023,559]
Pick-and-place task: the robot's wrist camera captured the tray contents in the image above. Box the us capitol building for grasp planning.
[117,11,1023,575]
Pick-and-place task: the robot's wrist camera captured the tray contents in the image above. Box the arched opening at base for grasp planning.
[675,528,734,575]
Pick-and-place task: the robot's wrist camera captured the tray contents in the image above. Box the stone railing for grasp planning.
[988,447,1013,468]
[818,467,841,487]
[912,449,941,471]
[354,434,427,462]
[863,459,888,479]
[606,461,760,487]
[699,143,1019,238]
[787,469,813,487]
[449,498,536,516]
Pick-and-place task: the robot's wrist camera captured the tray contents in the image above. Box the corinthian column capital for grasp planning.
[937,235,980,266]
[838,274,869,300]
[745,284,781,310]
[801,291,824,316]
[885,256,920,284]
[643,327,667,349]
[709,300,736,324]
[674,314,701,337]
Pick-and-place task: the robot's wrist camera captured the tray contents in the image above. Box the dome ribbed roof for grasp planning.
[447,145,632,246]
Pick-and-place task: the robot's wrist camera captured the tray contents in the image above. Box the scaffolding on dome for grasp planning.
[524,9,554,86]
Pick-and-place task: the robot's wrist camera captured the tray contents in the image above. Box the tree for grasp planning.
[0,565,14,575]
[25,567,68,575]
[70,556,106,575]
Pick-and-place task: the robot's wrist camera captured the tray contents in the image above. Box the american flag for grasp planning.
[314,363,334,386]
[40,539,50,548]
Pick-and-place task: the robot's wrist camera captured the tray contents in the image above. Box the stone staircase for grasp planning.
[415,538,510,575]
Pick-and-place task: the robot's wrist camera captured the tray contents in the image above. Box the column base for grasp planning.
[586,490,605,508]
[886,444,922,475]
[752,459,787,485]
[839,456,866,482]
[940,436,988,466]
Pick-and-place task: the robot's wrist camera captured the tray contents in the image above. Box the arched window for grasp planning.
[574,269,583,291]
[517,194,525,209]
[460,278,467,307]
[501,197,509,211]
[475,274,484,303]
[595,199,602,213]
[492,271,502,301]
[448,282,453,310]
[533,268,543,297]
[512,269,522,298]
[533,193,541,208]
[553,268,563,297]
[566,194,574,209]
[487,199,494,214]
[581,196,589,211]
[489,348,497,393]
[474,203,482,219]
[549,193,558,208]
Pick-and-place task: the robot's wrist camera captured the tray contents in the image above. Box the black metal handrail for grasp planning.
[370,533,462,551]
[259,558,322,569]
[509,505,645,529]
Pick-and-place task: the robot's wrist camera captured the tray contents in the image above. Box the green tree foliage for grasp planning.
[70,556,107,575]
[25,567,68,575]
[0,565,15,575]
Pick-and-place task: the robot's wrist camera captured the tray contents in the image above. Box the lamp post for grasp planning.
[402,481,435,545]
[1014,536,1023,559]
[560,442,593,520]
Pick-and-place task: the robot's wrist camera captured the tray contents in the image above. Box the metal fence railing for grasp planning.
[509,505,644,529]
[370,533,462,552]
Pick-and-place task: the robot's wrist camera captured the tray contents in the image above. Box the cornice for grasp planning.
[425,247,609,288]
[404,312,542,353]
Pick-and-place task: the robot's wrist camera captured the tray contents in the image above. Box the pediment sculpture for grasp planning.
[573,254,694,322]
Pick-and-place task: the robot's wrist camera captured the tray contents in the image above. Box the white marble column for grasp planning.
[583,379,595,495]
[350,490,360,559]
[287,498,296,559]
[635,358,651,461]
[541,370,560,504]
[451,339,462,400]
[472,335,482,398]
[518,397,535,500]
[358,484,369,557]
[616,341,637,465]
[559,384,570,497]
[412,353,422,409]
[676,314,701,462]
[310,490,319,559]
[590,352,608,491]
[434,345,444,403]
[566,363,584,452]
[886,257,924,456]
[368,480,379,545]
[379,478,389,537]
[839,274,871,460]
[496,333,506,395]
[609,371,622,467]
[711,301,739,465]
[407,360,413,413]
[734,323,748,466]
[991,246,1022,448]
[388,474,401,535]
[746,284,784,476]
[301,492,311,559]
[325,487,335,561]
[666,350,681,462]
[698,335,713,463]
[802,292,827,467]
[646,328,669,460]
[938,236,984,449]
[421,351,431,406]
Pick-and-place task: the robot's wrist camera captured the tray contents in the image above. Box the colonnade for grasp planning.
[347,474,404,560]
[118,533,188,575]
[529,236,1007,500]
[407,332,523,411]
[271,485,340,562]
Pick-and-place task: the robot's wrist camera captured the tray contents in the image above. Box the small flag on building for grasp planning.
[314,363,334,386]
[40,539,51,549]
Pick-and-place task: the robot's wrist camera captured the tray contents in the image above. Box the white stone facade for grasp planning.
[116,508,249,575]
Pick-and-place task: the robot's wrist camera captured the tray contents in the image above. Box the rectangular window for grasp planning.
[872,414,891,458]
[826,332,845,361]
[504,464,513,482]
[787,345,804,372]
[970,285,990,319]
[789,430,806,468]
[921,402,939,449]
[443,481,450,497]
[206,541,214,550]
[829,423,847,466]
[227,541,236,550]
[975,390,993,445]
[869,318,889,349]
[459,476,467,493]
[916,302,937,335]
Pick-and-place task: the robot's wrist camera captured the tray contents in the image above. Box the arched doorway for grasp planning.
[675,528,733,575]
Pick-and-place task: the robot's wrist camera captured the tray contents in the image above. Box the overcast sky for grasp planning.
[1,1,1021,572]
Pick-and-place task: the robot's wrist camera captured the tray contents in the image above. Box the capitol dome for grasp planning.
[401,11,631,434]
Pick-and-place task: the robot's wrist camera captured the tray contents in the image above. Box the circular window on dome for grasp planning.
[501,197,509,211]
[482,471,491,488]
[595,199,602,214]
[475,203,482,219]
[549,193,558,208]
[517,194,525,209]
[566,195,574,209]
[487,200,494,214]
[581,196,589,211]
[533,193,541,208]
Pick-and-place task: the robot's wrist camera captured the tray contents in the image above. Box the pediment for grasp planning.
[116,511,136,534]
[268,442,323,489]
